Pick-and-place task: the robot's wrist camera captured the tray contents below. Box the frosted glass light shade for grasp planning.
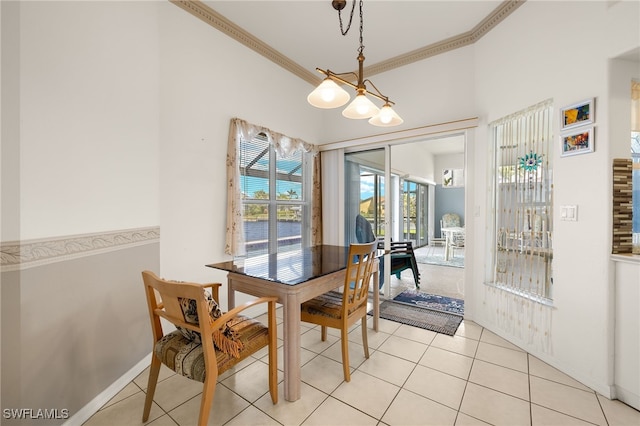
[307,78,351,109]
[342,93,379,119]
[369,104,403,127]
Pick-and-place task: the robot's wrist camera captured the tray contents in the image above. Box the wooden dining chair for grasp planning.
[300,241,378,382]
[141,271,278,426]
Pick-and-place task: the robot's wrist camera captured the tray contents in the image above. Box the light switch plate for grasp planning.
[561,205,578,221]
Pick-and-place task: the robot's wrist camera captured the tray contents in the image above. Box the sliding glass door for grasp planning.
[401,180,429,247]
[345,149,386,244]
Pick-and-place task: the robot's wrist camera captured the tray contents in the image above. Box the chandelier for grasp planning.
[307,0,403,127]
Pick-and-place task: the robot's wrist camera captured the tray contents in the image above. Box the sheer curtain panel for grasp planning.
[484,99,554,351]
[225,118,319,256]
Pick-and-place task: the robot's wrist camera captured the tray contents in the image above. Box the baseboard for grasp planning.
[615,386,640,411]
[63,353,151,426]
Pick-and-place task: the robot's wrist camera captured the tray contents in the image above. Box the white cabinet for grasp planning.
[614,258,640,410]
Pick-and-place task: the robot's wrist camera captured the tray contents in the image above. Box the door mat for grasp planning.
[393,290,464,316]
[370,301,462,336]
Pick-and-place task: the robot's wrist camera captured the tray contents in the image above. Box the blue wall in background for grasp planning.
[435,185,465,237]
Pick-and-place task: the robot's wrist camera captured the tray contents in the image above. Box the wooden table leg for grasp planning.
[227,276,236,309]
[282,292,301,401]
[373,264,379,332]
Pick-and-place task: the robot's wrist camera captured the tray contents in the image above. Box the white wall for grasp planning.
[157,2,324,306]
[471,0,640,396]
[1,1,162,421]
[391,143,435,182]
[1,1,20,242]
[16,1,160,241]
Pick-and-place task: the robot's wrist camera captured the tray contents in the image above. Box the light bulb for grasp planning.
[342,94,379,119]
[321,88,335,102]
[369,104,403,127]
[378,109,392,124]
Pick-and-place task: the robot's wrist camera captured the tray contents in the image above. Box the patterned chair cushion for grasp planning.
[155,315,270,382]
[442,213,461,228]
[176,291,243,357]
[301,291,359,319]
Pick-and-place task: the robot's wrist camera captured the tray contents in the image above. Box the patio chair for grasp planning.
[355,214,420,289]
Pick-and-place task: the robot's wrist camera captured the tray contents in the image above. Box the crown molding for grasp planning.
[170,0,320,85]
[171,0,524,86]
[363,32,476,77]
[471,0,525,41]
[363,0,525,77]
[1,227,160,272]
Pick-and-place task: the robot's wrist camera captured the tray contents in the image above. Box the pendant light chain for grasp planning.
[358,0,364,56]
[337,0,356,36]
[337,0,364,56]
[307,0,403,127]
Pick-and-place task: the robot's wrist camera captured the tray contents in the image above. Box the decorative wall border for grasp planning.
[1,227,160,272]
[170,0,525,86]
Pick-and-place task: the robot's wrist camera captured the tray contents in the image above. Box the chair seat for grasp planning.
[301,291,359,319]
[154,315,269,382]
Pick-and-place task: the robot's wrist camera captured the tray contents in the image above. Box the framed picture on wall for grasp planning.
[560,126,594,157]
[443,169,464,187]
[560,98,594,130]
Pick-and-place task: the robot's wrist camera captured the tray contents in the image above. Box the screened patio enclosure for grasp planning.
[344,149,431,249]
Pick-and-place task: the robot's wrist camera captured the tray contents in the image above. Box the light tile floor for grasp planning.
[85,246,640,425]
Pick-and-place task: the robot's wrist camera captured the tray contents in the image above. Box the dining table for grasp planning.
[206,244,380,402]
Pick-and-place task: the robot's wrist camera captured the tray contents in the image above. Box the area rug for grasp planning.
[393,290,464,316]
[415,253,464,268]
[371,301,462,336]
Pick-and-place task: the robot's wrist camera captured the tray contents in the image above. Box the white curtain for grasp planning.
[225,118,245,256]
[483,286,553,352]
[225,118,318,256]
[484,99,554,352]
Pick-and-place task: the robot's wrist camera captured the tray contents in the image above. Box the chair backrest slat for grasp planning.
[142,271,215,360]
[342,242,377,314]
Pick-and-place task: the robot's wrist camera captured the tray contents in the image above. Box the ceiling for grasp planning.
[191,0,640,104]
[201,0,514,83]
[191,1,517,155]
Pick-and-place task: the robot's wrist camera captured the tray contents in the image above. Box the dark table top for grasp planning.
[206,245,351,285]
